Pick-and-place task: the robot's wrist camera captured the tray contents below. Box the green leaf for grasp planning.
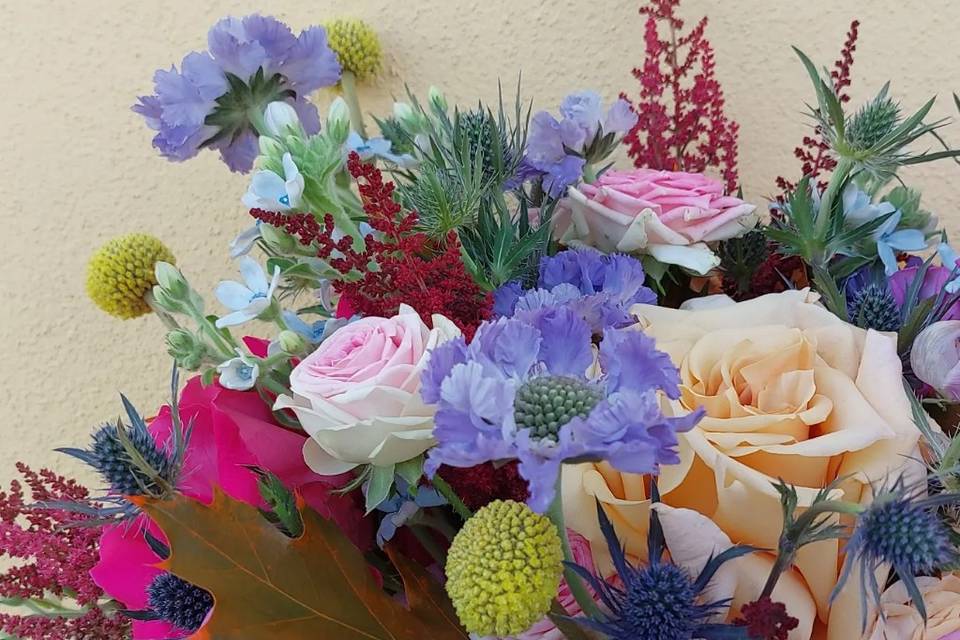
[365,464,396,514]
[395,456,424,489]
[141,490,469,639]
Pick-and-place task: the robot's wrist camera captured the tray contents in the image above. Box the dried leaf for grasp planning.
[142,490,468,639]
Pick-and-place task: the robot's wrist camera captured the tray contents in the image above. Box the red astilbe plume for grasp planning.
[776,20,860,193]
[0,463,129,640]
[734,597,800,640]
[252,153,491,337]
[621,0,740,191]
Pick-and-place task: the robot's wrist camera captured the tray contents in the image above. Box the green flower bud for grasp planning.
[393,102,419,130]
[166,328,207,370]
[263,101,302,138]
[327,97,351,145]
[151,284,186,315]
[258,133,286,158]
[260,224,297,254]
[278,330,307,355]
[155,262,189,299]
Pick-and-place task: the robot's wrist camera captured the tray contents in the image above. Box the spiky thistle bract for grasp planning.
[564,488,754,640]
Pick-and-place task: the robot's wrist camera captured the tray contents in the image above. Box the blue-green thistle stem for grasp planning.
[340,70,368,138]
[546,480,602,620]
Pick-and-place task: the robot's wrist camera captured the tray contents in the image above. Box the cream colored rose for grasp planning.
[274,305,461,475]
[626,289,921,640]
[862,574,960,640]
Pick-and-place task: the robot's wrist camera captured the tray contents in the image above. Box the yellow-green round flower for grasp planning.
[324,18,382,80]
[86,234,174,319]
[445,500,563,637]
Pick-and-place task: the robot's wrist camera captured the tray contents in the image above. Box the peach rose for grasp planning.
[862,574,960,640]
[623,289,922,640]
[554,169,757,275]
[550,289,929,637]
[275,305,461,475]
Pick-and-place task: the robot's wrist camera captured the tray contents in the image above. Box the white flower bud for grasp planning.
[911,321,960,401]
[263,101,302,138]
[327,97,351,144]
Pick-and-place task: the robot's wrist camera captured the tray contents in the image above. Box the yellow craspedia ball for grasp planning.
[324,18,382,80]
[445,500,563,637]
[86,233,174,319]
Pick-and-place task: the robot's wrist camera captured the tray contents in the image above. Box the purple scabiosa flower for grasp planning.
[134,14,341,172]
[564,494,754,640]
[524,91,638,198]
[422,309,699,512]
[498,249,656,333]
[832,476,959,628]
[539,248,656,308]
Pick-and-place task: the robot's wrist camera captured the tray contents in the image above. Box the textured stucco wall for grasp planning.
[1,0,959,486]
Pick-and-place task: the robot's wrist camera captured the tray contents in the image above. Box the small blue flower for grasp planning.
[374,478,446,547]
[938,242,960,293]
[242,152,305,212]
[217,352,259,390]
[345,131,417,168]
[214,257,280,328]
[875,211,927,276]
[229,221,262,258]
[282,310,332,344]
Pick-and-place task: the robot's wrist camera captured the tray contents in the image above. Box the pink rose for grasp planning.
[555,169,757,274]
[276,305,461,475]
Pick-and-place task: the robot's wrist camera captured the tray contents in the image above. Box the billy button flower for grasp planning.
[323,17,382,137]
[86,234,175,319]
[445,500,564,637]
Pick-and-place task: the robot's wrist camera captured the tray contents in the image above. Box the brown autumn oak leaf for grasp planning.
[141,489,468,640]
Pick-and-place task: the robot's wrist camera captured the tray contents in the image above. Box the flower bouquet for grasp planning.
[7,3,960,640]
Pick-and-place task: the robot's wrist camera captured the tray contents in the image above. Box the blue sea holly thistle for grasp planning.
[832,476,960,627]
[564,497,755,640]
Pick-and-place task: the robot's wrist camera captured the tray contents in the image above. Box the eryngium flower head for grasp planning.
[847,95,901,152]
[323,18,382,80]
[847,282,901,332]
[566,500,753,640]
[832,477,959,625]
[88,421,174,496]
[445,500,563,636]
[86,234,175,319]
[147,573,214,633]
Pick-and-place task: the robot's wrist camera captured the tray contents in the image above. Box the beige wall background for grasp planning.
[1,0,959,487]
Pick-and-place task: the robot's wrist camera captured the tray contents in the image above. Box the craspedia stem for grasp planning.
[546,484,603,620]
[340,70,368,138]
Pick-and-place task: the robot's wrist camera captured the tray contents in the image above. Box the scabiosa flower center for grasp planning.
[90,423,174,496]
[147,573,213,633]
[514,375,603,441]
[858,495,955,573]
[621,563,698,640]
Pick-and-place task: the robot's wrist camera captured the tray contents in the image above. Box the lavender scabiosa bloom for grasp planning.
[421,308,699,512]
[524,91,638,197]
[498,249,656,333]
[134,14,341,172]
[831,476,959,627]
[564,496,754,640]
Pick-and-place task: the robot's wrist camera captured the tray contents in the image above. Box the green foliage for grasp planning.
[201,68,294,149]
[249,467,304,538]
[882,186,933,233]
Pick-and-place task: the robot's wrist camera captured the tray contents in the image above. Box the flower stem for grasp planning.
[546,484,602,621]
[431,473,473,521]
[145,291,182,331]
[340,70,368,138]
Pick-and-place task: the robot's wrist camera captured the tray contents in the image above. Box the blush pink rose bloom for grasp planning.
[555,169,757,274]
[276,305,461,475]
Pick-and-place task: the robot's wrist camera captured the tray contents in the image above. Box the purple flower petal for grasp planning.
[600,328,680,398]
[279,26,342,93]
[526,306,593,377]
[420,337,467,404]
[468,318,542,379]
[215,129,259,173]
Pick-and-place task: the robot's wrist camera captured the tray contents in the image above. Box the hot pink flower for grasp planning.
[92,369,371,639]
[556,168,756,274]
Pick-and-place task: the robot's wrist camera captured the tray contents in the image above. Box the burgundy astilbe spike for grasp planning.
[0,463,128,639]
[776,20,861,193]
[734,597,800,640]
[621,0,740,192]
[252,152,492,338]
